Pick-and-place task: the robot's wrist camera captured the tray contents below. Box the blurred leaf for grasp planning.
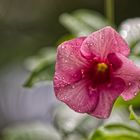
[24,47,56,87]
[59,9,109,37]
[73,9,110,29]
[60,13,92,36]
[2,123,61,140]
[90,124,140,140]
[119,18,140,56]
[129,105,140,125]
[115,93,140,108]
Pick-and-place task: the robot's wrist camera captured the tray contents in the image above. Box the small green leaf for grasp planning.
[24,47,56,87]
[59,9,110,37]
[129,105,140,125]
[115,93,140,108]
[90,124,140,140]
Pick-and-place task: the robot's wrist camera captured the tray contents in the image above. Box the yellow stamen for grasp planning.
[97,63,108,72]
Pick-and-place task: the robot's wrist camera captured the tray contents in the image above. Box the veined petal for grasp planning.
[111,53,140,100]
[54,79,99,113]
[89,77,125,118]
[80,26,130,59]
[54,37,89,85]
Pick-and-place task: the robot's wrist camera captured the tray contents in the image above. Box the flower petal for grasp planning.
[89,77,125,118]
[80,26,130,59]
[54,79,99,113]
[54,37,88,85]
[111,53,140,100]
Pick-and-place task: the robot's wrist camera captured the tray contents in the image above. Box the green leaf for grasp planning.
[24,47,56,87]
[115,93,140,108]
[129,105,140,125]
[59,9,110,37]
[90,124,140,140]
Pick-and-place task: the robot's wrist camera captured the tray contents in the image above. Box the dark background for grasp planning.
[0,0,140,67]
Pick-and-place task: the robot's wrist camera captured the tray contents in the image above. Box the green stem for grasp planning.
[105,0,115,26]
[129,105,140,126]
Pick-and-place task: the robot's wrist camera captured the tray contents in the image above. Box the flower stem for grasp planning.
[105,0,115,26]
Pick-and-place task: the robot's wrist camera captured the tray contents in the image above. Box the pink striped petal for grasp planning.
[80,26,130,59]
[89,77,125,118]
[54,37,88,85]
[54,79,99,113]
[111,53,140,100]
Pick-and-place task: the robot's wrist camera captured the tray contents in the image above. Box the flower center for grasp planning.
[97,63,108,72]
[87,62,110,87]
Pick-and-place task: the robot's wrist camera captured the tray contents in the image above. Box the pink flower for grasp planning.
[53,26,140,119]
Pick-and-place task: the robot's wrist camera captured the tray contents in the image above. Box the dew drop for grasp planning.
[72,85,75,89]
[128,82,132,86]
[134,92,137,96]
[93,57,98,61]
[81,69,85,78]
[64,60,68,63]
[62,77,65,80]
[61,46,65,49]
[90,43,93,46]
[87,42,93,47]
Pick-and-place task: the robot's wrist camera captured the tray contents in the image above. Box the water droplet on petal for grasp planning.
[65,60,68,63]
[134,92,137,96]
[62,77,65,80]
[81,69,84,74]
[93,57,98,61]
[89,43,93,46]
[81,69,85,78]
[72,85,75,89]
[61,46,65,49]
[128,82,132,86]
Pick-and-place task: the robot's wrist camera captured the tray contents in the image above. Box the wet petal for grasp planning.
[107,53,122,71]
[112,53,140,100]
[54,37,88,85]
[54,79,99,113]
[89,77,125,118]
[81,26,130,59]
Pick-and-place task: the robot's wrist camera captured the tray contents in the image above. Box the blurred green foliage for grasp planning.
[129,105,140,125]
[90,124,140,140]
[59,9,109,37]
[24,47,56,87]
